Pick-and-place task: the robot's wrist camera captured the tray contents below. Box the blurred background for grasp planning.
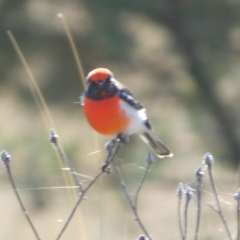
[1,0,240,239]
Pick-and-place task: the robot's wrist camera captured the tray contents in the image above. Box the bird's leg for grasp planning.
[102,134,128,172]
[117,133,130,144]
[102,139,116,173]
[104,139,115,152]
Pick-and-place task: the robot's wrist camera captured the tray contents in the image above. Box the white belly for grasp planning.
[120,100,148,135]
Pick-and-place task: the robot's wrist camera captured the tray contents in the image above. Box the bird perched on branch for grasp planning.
[81,68,173,158]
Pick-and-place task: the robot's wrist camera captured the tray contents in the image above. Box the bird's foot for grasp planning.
[117,133,130,144]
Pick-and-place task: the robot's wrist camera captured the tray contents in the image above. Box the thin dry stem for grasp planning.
[51,131,84,192]
[208,202,218,212]
[237,201,240,240]
[176,183,184,240]
[177,195,184,240]
[183,195,190,240]
[57,13,86,89]
[207,164,233,240]
[55,139,121,240]
[112,159,152,240]
[134,164,151,208]
[194,175,203,240]
[7,30,55,129]
[5,162,41,240]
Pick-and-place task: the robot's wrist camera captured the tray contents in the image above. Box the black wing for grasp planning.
[119,88,152,130]
[119,88,143,110]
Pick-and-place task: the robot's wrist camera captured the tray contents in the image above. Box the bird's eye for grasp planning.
[91,81,98,86]
[87,77,97,86]
[105,76,111,84]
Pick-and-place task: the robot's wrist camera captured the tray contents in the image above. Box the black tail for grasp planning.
[140,132,173,158]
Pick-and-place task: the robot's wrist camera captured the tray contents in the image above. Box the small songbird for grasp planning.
[81,68,173,158]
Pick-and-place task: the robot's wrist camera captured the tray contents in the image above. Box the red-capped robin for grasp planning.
[81,68,173,158]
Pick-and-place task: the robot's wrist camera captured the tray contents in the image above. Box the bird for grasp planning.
[81,68,173,158]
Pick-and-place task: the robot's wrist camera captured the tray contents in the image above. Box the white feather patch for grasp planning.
[120,99,148,134]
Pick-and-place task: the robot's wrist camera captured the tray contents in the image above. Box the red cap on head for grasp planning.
[87,68,112,82]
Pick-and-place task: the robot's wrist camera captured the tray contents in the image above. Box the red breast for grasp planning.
[83,94,130,136]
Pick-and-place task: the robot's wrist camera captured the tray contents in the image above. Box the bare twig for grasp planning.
[176,183,184,240]
[194,168,204,240]
[183,186,193,240]
[203,153,233,240]
[55,139,121,240]
[49,129,84,192]
[134,152,154,208]
[112,156,152,240]
[1,151,41,240]
[234,189,240,240]
[208,202,219,212]
[238,201,240,240]
[134,164,150,208]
